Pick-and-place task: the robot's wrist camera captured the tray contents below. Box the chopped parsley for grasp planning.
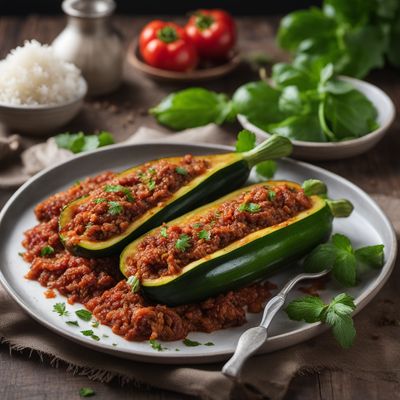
[160,226,168,238]
[175,234,191,252]
[66,320,80,327]
[238,202,261,213]
[79,387,95,397]
[18,252,25,257]
[183,338,201,347]
[91,320,100,328]
[192,222,202,229]
[108,201,123,215]
[268,190,276,201]
[53,302,69,317]
[198,229,211,241]
[104,184,134,202]
[127,275,140,293]
[149,339,165,351]
[148,167,156,175]
[204,342,215,346]
[148,180,156,191]
[175,166,188,176]
[93,198,107,204]
[102,334,109,338]
[40,245,55,257]
[112,343,117,347]
[75,309,92,321]
[81,329,100,341]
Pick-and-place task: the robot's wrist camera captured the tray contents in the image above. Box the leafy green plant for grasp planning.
[55,131,114,153]
[277,0,400,78]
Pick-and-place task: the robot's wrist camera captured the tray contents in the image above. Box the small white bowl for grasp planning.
[238,76,396,161]
[0,77,87,136]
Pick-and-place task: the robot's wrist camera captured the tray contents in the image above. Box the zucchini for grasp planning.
[59,135,292,257]
[120,181,341,306]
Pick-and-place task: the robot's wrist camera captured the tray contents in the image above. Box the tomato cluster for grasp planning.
[139,9,237,72]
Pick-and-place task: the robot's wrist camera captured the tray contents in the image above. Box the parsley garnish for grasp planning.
[268,190,276,201]
[175,234,191,252]
[91,320,100,328]
[66,320,80,327]
[55,131,114,154]
[160,227,168,238]
[204,342,215,346]
[93,198,107,204]
[198,230,211,241]
[149,339,165,351]
[127,275,140,293]
[193,222,202,228]
[235,130,256,152]
[80,329,100,341]
[79,387,95,397]
[148,167,156,175]
[108,201,123,215]
[75,309,92,321]
[182,338,201,347]
[40,245,55,257]
[304,233,384,286]
[175,166,188,176]
[104,184,134,202]
[286,293,356,348]
[112,343,117,347]
[148,180,156,191]
[18,252,25,257]
[53,302,69,317]
[238,202,261,213]
[102,334,109,338]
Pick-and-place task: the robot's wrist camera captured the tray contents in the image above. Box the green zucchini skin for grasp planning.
[141,203,333,306]
[60,158,250,258]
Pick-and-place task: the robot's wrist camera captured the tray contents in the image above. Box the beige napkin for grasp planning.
[0,126,399,399]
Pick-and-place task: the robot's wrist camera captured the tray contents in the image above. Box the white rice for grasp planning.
[0,40,84,106]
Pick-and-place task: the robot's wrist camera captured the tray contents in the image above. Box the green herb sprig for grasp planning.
[55,131,114,154]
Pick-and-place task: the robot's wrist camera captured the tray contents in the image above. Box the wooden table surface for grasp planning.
[0,15,399,400]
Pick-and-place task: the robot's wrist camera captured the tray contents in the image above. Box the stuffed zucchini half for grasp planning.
[59,134,292,257]
[120,180,353,306]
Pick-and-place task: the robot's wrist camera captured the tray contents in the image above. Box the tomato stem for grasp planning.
[157,26,179,43]
[195,14,214,30]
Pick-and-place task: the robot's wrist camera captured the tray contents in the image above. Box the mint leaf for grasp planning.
[285,295,326,323]
[149,339,165,351]
[332,233,353,253]
[304,243,337,272]
[330,315,356,349]
[332,249,357,286]
[75,309,92,321]
[235,130,256,152]
[355,245,384,269]
[256,160,277,179]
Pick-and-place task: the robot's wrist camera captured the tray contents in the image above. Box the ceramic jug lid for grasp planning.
[62,0,116,18]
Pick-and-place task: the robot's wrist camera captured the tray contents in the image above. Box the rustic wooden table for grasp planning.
[0,15,399,400]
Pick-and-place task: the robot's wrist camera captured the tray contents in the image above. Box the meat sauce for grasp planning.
[60,155,208,247]
[22,165,281,342]
[124,184,311,280]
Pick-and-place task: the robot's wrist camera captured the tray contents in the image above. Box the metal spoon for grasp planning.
[222,269,330,380]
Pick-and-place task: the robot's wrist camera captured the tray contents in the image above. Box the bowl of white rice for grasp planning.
[0,40,87,135]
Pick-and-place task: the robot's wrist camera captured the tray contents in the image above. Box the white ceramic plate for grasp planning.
[238,76,396,161]
[0,142,396,364]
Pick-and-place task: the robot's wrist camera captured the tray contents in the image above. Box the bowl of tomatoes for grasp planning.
[127,9,241,81]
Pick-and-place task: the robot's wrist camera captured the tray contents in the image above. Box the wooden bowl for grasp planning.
[127,41,240,82]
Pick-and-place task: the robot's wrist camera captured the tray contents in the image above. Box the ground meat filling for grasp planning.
[125,184,312,280]
[60,155,209,247]
[21,167,280,342]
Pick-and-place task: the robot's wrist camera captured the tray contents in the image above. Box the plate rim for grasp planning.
[0,141,397,364]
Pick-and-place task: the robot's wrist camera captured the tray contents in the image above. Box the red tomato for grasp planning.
[139,20,198,72]
[185,9,237,61]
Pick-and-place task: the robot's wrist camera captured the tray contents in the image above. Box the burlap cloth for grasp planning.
[0,126,399,400]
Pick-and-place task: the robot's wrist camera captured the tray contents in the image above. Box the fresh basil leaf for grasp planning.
[319,64,334,84]
[341,25,388,79]
[150,88,234,130]
[235,130,256,152]
[256,160,277,179]
[322,79,353,95]
[81,135,100,152]
[285,295,326,323]
[303,243,337,272]
[278,9,337,52]
[97,131,115,147]
[332,233,353,253]
[355,244,385,269]
[232,81,285,126]
[278,86,306,114]
[332,249,357,286]
[272,62,318,91]
[323,0,374,25]
[324,89,378,139]
[267,112,326,142]
[75,309,92,321]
